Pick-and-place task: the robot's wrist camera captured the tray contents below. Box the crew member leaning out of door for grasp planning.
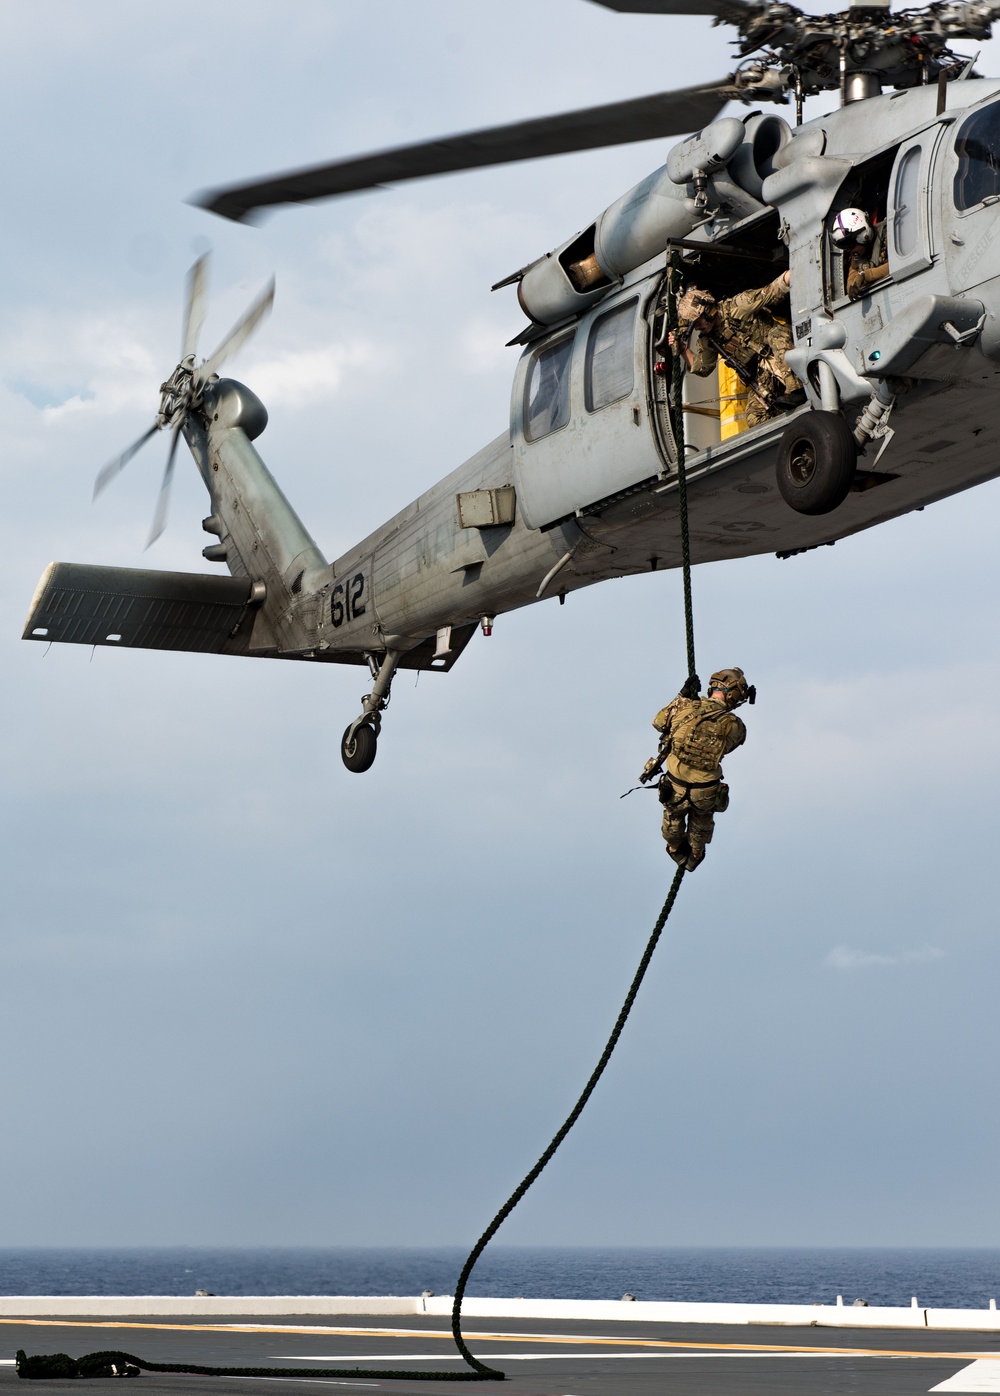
[669,272,804,427]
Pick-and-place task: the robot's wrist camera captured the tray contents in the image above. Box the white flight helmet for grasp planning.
[831,207,873,248]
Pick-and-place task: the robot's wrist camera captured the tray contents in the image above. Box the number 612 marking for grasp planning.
[331,572,367,628]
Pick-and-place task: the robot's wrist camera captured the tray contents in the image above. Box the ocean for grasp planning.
[1,1248,998,1309]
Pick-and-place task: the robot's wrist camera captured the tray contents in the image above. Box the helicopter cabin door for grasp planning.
[886,125,945,284]
[511,281,664,530]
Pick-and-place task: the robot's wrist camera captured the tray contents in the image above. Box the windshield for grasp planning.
[955,102,1000,210]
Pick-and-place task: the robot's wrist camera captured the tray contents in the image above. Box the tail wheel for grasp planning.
[341,722,377,773]
[775,410,857,515]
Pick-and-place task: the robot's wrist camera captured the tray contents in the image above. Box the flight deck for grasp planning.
[3,1309,999,1395]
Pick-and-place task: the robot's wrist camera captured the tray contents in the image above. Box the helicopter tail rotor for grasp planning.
[93,424,161,501]
[180,253,210,363]
[93,255,274,544]
[194,276,275,390]
[146,425,182,550]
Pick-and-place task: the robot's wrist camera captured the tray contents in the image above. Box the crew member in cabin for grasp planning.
[832,206,889,299]
[640,669,753,871]
[670,270,804,428]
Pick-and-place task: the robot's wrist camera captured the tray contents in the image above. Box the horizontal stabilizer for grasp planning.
[23,563,261,654]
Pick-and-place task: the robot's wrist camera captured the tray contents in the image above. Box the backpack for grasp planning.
[669,700,734,772]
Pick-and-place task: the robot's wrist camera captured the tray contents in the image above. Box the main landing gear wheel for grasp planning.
[341,722,377,773]
[775,410,857,515]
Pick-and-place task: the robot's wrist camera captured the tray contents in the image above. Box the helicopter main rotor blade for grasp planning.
[181,253,210,362]
[194,82,733,223]
[93,423,159,500]
[146,425,181,549]
[194,277,275,386]
[586,0,759,17]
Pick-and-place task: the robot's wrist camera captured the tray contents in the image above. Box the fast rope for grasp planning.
[448,864,686,1379]
[447,246,698,1379]
[14,1351,480,1382]
[666,244,698,689]
[18,255,699,1388]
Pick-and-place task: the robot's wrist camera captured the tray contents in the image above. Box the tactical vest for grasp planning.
[669,699,734,771]
[713,322,759,374]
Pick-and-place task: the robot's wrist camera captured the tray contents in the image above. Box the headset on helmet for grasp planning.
[831,207,873,248]
[708,667,756,709]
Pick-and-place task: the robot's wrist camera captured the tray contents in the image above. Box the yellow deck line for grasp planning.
[0,1317,998,1361]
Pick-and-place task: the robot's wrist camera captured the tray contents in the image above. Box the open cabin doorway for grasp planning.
[654,209,789,460]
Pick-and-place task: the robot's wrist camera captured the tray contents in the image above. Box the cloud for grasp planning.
[0,313,162,424]
[245,341,377,407]
[6,0,1000,1253]
[456,315,518,375]
[824,944,947,970]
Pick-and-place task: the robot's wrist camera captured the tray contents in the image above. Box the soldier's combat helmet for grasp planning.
[708,667,755,708]
[677,287,717,326]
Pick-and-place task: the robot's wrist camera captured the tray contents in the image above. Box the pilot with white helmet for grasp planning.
[832,207,889,299]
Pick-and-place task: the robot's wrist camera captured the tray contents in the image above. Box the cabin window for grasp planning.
[524,335,573,441]
[893,146,922,257]
[954,103,1000,210]
[585,299,637,412]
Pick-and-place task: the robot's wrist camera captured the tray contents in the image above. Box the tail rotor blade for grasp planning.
[181,253,211,361]
[145,425,181,549]
[195,277,274,388]
[93,423,160,500]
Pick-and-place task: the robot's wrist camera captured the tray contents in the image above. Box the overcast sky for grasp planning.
[2,0,999,1266]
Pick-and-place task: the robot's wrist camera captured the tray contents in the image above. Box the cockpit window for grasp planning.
[955,104,1000,210]
[525,336,573,441]
[585,299,637,412]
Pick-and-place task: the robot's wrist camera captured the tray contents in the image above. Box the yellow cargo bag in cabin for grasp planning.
[719,361,747,438]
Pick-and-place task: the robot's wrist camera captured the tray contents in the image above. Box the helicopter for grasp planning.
[22,0,1000,772]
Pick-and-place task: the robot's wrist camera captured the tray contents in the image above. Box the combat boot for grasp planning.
[666,841,689,867]
[685,845,706,872]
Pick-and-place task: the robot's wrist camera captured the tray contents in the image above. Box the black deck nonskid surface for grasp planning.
[3,1313,998,1395]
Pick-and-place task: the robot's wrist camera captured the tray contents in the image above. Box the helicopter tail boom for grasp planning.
[184,379,328,635]
[23,374,335,665]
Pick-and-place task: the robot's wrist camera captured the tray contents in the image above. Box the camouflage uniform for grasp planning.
[846,222,889,299]
[651,694,747,863]
[686,274,800,428]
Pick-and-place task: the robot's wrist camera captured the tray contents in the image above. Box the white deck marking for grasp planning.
[931,1361,1000,1392]
[221,1381,379,1389]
